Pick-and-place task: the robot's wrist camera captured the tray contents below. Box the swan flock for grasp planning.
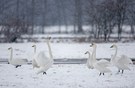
[7,40,133,75]
[85,43,133,75]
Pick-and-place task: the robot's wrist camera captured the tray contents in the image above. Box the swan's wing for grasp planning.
[118,55,133,65]
[32,59,40,68]
[12,59,28,65]
[36,61,53,74]
[35,51,52,67]
[94,61,111,73]
[86,59,94,69]
[96,60,111,67]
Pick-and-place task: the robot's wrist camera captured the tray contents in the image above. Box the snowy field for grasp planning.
[0,42,135,60]
[0,64,135,88]
[0,42,135,88]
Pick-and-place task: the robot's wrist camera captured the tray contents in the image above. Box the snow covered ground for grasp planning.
[0,64,135,88]
[0,42,135,60]
[0,42,135,88]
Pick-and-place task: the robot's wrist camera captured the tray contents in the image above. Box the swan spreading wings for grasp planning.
[110,44,133,74]
[32,37,53,75]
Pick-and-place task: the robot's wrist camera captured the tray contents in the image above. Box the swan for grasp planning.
[8,47,28,68]
[31,45,40,68]
[110,44,133,74]
[85,51,94,69]
[33,37,54,75]
[90,43,111,76]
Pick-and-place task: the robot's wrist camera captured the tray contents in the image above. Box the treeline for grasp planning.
[0,0,135,42]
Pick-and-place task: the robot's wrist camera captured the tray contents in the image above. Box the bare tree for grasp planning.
[115,0,127,40]
[75,0,83,33]
[41,0,48,34]
[127,0,135,39]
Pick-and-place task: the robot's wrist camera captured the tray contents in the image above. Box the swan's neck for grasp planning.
[47,40,53,58]
[34,46,36,54]
[92,46,97,62]
[87,52,91,60]
[9,49,13,62]
[112,46,117,60]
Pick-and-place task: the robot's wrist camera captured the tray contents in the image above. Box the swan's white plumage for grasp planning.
[90,43,111,74]
[85,51,94,69]
[32,59,39,68]
[119,55,133,65]
[32,37,53,74]
[35,51,53,74]
[93,62,111,73]
[36,59,53,74]
[96,60,111,68]
[110,44,133,72]
[9,59,27,66]
[8,47,28,67]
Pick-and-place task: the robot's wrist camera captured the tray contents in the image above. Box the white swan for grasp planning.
[33,37,54,75]
[31,45,40,68]
[90,43,111,76]
[8,47,28,68]
[85,51,94,69]
[110,44,133,74]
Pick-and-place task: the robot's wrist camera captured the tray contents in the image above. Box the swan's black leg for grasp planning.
[7,62,9,64]
[119,70,120,72]
[117,69,120,74]
[16,65,21,68]
[122,70,124,74]
[103,73,104,75]
[99,73,101,76]
[43,72,47,75]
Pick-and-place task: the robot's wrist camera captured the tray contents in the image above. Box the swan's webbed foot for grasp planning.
[16,65,21,68]
[43,72,47,75]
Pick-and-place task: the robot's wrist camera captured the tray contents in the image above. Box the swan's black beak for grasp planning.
[32,45,35,47]
[90,43,94,47]
[85,51,89,54]
[110,45,113,48]
[47,36,51,40]
[49,37,51,40]
[8,47,11,50]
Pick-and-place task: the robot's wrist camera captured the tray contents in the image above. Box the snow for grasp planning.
[0,64,135,88]
[0,42,135,60]
[0,42,135,88]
